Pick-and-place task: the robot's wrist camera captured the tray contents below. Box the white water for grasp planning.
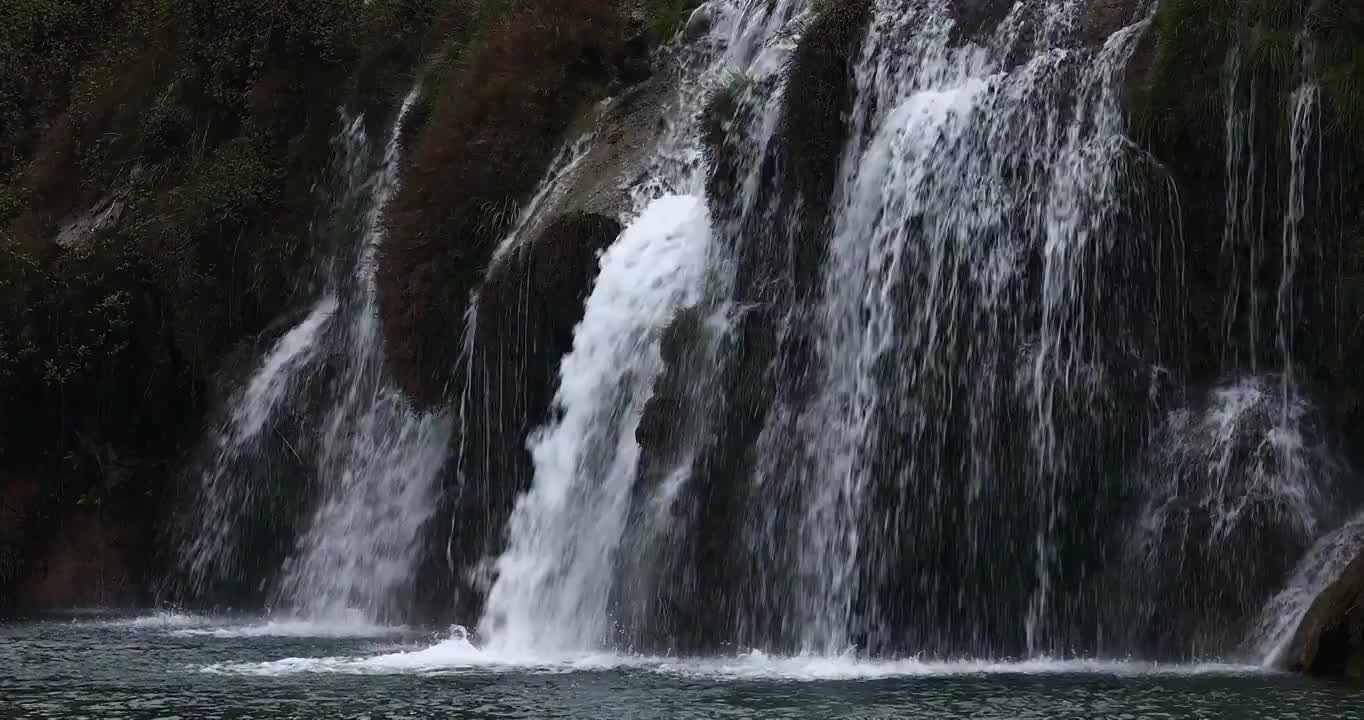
[172,618,406,640]
[1252,510,1364,665]
[179,87,450,621]
[1137,377,1332,551]
[92,610,407,638]
[1220,47,1265,370]
[488,133,598,267]
[472,0,810,655]
[723,0,1167,654]
[479,194,711,653]
[204,631,1262,679]
[181,295,338,591]
[1276,80,1318,424]
[276,87,452,622]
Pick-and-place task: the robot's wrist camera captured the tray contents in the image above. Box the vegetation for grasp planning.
[644,0,703,43]
[0,0,484,601]
[1125,0,1364,462]
[379,0,637,406]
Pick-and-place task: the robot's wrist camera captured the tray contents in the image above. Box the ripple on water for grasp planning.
[4,619,1360,720]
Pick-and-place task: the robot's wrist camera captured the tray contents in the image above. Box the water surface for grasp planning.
[3,612,1360,719]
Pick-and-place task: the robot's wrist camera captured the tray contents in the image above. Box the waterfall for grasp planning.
[173,0,1361,663]
[1276,79,1318,423]
[465,0,811,654]
[479,195,710,653]
[1124,376,1345,656]
[275,88,451,622]
[1251,510,1364,665]
[716,0,1176,656]
[180,88,450,622]
[180,295,338,595]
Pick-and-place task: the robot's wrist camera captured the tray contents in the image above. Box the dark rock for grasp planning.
[1083,0,1144,47]
[379,0,629,408]
[949,0,1015,41]
[413,212,621,624]
[1287,549,1364,679]
[683,6,713,43]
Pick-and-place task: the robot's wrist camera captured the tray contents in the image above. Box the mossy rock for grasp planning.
[379,0,631,408]
[1286,549,1364,679]
[413,211,620,624]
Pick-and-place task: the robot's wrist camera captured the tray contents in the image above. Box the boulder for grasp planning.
[1286,549,1364,679]
[949,0,1015,41]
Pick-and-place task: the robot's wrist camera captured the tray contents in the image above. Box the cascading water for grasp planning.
[180,295,338,595]
[473,0,1194,658]
[180,88,450,622]
[172,0,1361,667]
[1124,376,1345,656]
[721,0,1182,656]
[1251,509,1364,665]
[469,0,811,653]
[479,195,711,653]
[275,88,451,622]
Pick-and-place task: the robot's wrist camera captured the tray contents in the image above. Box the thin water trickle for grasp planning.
[1251,510,1364,665]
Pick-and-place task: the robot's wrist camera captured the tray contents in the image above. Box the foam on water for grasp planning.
[96,611,217,630]
[171,619,406,640]
[203,635,1264,680]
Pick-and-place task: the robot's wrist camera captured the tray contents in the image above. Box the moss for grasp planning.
[1127,0,1238,160]
[380,0,630,406]
[1309,0,1364,140]
[644,0,703,43]
[702,70,755,156]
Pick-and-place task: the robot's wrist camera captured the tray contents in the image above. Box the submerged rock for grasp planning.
[1286,548,1364,679]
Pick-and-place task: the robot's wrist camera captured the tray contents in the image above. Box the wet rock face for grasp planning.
[1,469,159,609]
[1287,550,1364,679]
[413,213,621,624]
[1083,0,1144,47]
[378,0,630,409]
[949,0,1015,40]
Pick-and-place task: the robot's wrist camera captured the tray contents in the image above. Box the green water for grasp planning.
[2,612,1360,719]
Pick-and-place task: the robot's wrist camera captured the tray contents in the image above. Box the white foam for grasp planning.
[480,194,711,653]
[97,611,217,630]
[172,615,406,639]
[204,638,1264,680]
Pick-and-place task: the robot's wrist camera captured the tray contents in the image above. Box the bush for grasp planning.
[380,0,630,406]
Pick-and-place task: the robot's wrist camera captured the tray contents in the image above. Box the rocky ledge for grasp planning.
[1286,550,1364,680]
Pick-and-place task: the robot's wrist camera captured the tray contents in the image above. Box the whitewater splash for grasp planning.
[203,632,1262,679]
[479,194,711,653]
